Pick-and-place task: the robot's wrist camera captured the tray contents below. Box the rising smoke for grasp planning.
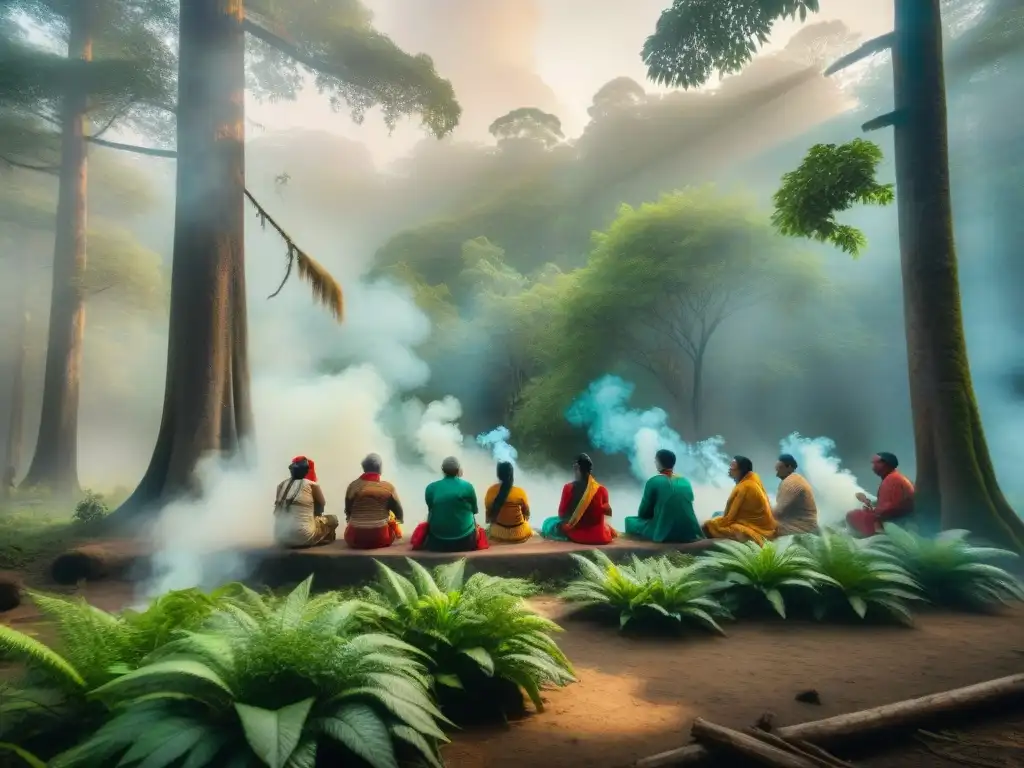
[565,374,867,522]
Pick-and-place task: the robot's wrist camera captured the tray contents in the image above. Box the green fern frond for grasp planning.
[872,524,1024,608]
[562,552,730,634]
[0,624,85,690]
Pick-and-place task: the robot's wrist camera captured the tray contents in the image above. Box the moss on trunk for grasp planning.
[20,0,92,496]
[892,0,1024,551]
[110,0,252,525]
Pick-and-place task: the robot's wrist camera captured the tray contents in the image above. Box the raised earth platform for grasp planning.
[50,536,717,589]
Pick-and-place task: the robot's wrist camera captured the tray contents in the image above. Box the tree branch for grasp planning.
[0,154,59,173]
[89,103,132,141]
[85,136,177,157]
[824,32,895,76]
[243,188,344,318]
[862,111,902,132]
[242,15,333,82]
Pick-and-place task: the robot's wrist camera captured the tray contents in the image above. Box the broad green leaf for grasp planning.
[460,647,495,676]
[847,595,868,618]
[316,702,398,768]
[434,673,463,689]
[91,658,233,702]
[235,698,315,768]
[764,589,787,618]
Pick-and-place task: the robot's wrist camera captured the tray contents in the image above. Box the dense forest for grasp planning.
[0,0,1022,541]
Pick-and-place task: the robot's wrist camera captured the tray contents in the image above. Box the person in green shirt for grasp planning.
[624,449,705,544]
[410,456,490,551]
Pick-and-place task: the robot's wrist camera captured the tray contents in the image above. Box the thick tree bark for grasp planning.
[20,1,92,495]
[892,0,1024,549]
[110,0,252,524]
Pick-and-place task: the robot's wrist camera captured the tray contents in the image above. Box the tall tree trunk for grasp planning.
[2,260,29,498]
[691,349,704,436]
[20,1,92,495]
[892,0,1024,550]
[110,0,252,524]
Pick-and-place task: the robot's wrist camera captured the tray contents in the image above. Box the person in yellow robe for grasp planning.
[703,455,778,543]
[484,461,533,543]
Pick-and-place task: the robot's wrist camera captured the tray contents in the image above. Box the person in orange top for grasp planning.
[846,452,915,537]
[703,456,777,544]
[484,461,533,543]
[343,453,404,549]
[541,453,617,545]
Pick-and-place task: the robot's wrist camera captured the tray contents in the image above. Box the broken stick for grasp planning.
[631,673,1024,768]
[690,718,820,768]
[744,728,854,768]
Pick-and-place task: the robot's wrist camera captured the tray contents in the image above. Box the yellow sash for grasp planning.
[565,476,600,529]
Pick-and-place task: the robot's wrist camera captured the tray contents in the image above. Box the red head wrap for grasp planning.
[291,455,317,482]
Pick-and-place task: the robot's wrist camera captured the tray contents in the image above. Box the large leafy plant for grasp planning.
[705,538,831,618]
[51,577,448,768]
[800,531,924,624]
[561,550,730,634]
[365,559,575,721]
[871,525,1024,609]
[0,586,234,758]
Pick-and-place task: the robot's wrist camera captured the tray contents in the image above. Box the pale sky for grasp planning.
[247,0,896,165]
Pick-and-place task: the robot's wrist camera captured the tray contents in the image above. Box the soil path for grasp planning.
[443,599,1024,768]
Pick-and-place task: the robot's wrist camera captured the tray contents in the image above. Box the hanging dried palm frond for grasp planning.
[244,188,344,320]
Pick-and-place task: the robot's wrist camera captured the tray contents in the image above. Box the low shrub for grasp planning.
[51,577,448,768]
[561,550,730,634]
[72,491,107,525]
[0,587,236,757]
[704,538,831,618]
[800,531,925,624]
[870,524,1024,609]
[365,559,575,722]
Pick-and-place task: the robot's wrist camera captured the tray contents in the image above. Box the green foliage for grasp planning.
[0,585,244,757]
[0,0,178,167]
[0,499,78,570]
[705,537,831,618]
[772,139,895,255]
[587,77,646,120]
[516,188,823,440]
[0,593,132,756]
[870,525,1024,609]
[52,577,448,768]
[364,559,575,720]
[0,742,46,768]
[245,0,461,138]
[488,107,564,147]
[642,0,821,88]
[72,489,108,525]
[119,587,233,657]
[799,530,925,624]
[561,550,731,634]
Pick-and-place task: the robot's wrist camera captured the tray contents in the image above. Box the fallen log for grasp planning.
[781,673,1024,744]
[631,673,1024,768]
[690,718,820,768]
[744,729,854,768]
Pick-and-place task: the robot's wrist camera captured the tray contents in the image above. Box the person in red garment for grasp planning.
[343,453,404,549]
[540,453,618,544]
[845,452,916,537]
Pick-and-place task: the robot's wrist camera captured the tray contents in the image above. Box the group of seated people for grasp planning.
[271,447,916,551]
